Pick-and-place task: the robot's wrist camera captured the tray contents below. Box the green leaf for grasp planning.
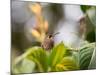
[86,7,96,26]
[51,57,79,72]
[27,48,48,72]
[64,48,73,56]
[12,58,35,73]
[88,48,96,69]
[12,46,48,73]
[49,42,66,67]
[79,43,96,70]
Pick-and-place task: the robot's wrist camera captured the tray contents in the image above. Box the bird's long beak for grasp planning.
[53,32,60,37]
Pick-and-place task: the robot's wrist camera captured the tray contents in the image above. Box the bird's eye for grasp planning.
[48,34,52,38]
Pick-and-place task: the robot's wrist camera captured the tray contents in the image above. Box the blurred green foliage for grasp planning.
[81,5,92,13]
[86,29,96,42]
[81,5,96,42]
[12,42,96,74]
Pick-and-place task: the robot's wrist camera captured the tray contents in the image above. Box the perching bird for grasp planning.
[41,32,59,50]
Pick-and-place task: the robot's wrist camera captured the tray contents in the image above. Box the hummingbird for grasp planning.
[41,32,59,50]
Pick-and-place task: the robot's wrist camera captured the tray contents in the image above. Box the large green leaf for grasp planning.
[26,48,48,72]
[51,57,79,72]
[79,43,96,70]
[12,47,48,73]
[49,42,66,67]
[12,58,35,74]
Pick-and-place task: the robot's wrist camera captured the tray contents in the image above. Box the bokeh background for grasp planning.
[11,0,96,65]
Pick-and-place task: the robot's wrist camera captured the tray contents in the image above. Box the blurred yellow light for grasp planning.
[31,29,40,38]
[29,3,42,16]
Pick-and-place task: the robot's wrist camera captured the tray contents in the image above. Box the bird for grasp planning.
[41,32,59,50]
